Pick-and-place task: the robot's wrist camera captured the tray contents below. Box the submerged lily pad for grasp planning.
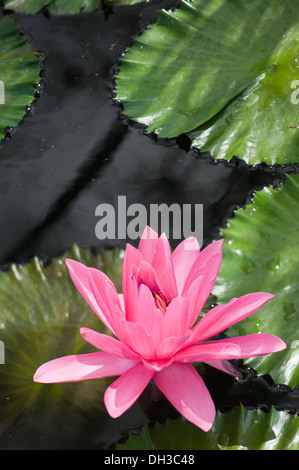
[0,246,147,449]
[214,174,299,388]
[0,16,40,140]
[117,406,299,450]
[116,0,299,165]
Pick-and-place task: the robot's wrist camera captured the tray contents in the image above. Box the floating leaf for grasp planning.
[3,0,144,14]
[0,16,40,140]
[116,0,299,165]
[117,406,299,450]
[110,0,146,5]
[3,0,99,14]
[214,174,299,388]
[0,246,146,449]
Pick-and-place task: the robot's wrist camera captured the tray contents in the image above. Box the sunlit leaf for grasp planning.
[214,174,299,388]
[0,16,40,140]
[116,0,299,165]
[117,406,299,450]
[3,0,144,14]
[0,246,146,449]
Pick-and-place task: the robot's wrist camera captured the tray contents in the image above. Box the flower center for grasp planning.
[152,291,171,315]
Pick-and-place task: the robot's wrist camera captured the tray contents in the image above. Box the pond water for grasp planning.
[0,1,285,267]
[0,0,298,450]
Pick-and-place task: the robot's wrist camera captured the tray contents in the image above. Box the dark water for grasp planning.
[0,1,298,449]
[0,1,286,267]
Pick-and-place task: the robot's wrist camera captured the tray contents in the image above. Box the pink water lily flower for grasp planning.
[34,226,286,431]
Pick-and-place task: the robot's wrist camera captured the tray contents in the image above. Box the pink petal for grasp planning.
[162,296,190,339]
[114,317,156,360]
[151,234,178,299]
[212,334,287,359]
[175,334,286,363]
[122,244,143,318]
[136,260,161,294]
[174,339,242,362]
[172,237,200,295]
[195,238,223,269]
[118,293,125,311]
[138,226,159,264]
[87,270,123,337]
[189,292,275,343]
[153,363,216,431]
[33,352,139,383]
[122,272,139,322]
[65,260,109,328]
[182,239,223,296]
[142,356,174,372]
[104,363,154,418]
[134,283,164,347]
[102,281,129,335]
[80,327,140,360]
[65,259,117,335]
[185,274,210,329]
[157,334,192,359]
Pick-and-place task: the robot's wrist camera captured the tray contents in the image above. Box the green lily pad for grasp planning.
[0,16,40,140]
[0,246,147,449]
[3,0,144,14]
[213,174,299,388]
[117,406,299,450]
[116,0,299,165]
